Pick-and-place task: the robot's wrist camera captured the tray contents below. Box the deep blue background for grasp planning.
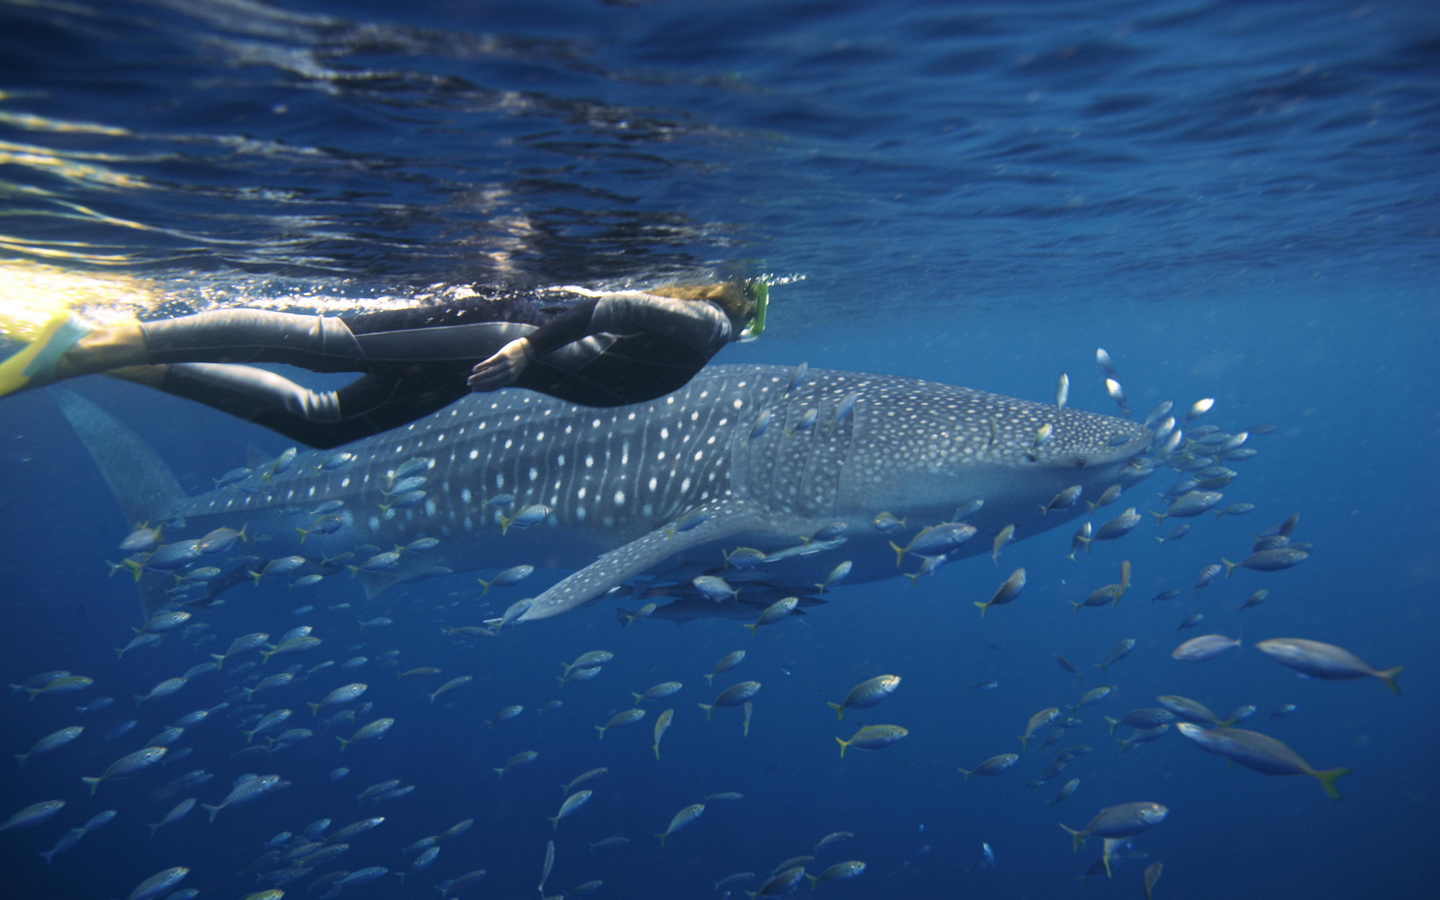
[1,1,1437,898]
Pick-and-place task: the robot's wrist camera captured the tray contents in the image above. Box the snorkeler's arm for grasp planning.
[467,298,598,392]
[469,292,729,392]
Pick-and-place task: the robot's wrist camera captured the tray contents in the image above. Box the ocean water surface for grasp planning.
[1,1,1437,898]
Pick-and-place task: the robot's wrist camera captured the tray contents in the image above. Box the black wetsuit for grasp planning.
[139,292,733,447]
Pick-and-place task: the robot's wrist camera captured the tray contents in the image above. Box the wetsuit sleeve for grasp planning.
[522,298,602,356]
[524,293,732,358]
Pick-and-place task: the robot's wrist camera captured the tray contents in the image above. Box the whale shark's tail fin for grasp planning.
[48,386,189,618]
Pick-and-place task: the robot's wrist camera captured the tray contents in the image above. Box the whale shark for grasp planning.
[53,364,1153,624]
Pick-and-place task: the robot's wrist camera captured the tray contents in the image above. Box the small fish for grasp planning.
[1193,563,1223,592]
[1144,861,1164,900]
[148,797,197,836]
[1227,704,1258,724]
[632,681,684,704]
[14,725,84,767]
[1255,638,1402,694]
[652,709,675,759]
[539,838,555,894]
[1072,685,1117,711]
[991,524,1016,562]
[976,568,1026,618]
[1095,348,1117,378]
[807,860,866,887]
[1152,490,1223,524]
[1176,613,1204,631]
[871,511,906,533]
[753,867,807,897]
[787,407,819,437]
[1018,708,1061,750]
[836,724,909,758]
[562,650,615,678]
[827,674,902,720]
[1049,778,1080,807]
[1053,654,1081,679]
[1096,638,1136,674]
[307,683,368,715]
[1104,378,1130,415]
[1093,508,1141,542]
[1059,802,1168,857]
[1068,522,1092,560]
[82,746,167,794]
[550,790,594,829]
[665,509,712,539]
[814,560,852,592]
[958,753,1020,779]
[0,799,65,832]
[258,635,321,663]
[705,650,745,685]
[891,522,978,566]
[1176,723,1349,800]
[1156,524,1190,544]
[488,703,524,728]
[249,555,306,584]
[122,866,190,900]
[749,408,774,441]
[427,676,474,704]
[699,682,762,720]
[1105,709,1176,735]
[1185,398,1215,421]
[968,680,999,692]
[18,674,94,701]
[499,503,551,535]
[655,803,705,846]
[336,717,395,751]
[477,564,535,593]
[561,768,609,794]
[743,596,798,635]
[1055,373,1070,411]
[814,831,855,852]
[1221,549,1310,576]
[714,871,755,890]
[1086,484,1123,512]
[1271,703,1299,719]
[694,575,740,602]
[493,750,539,780]
[1041,485,1082,516]
[1156,694,1222,725]
[1236,589,1270,611]
[1172,634,1242,662]
[594,708,646,739]
[617,602,658,627]
[1026,423,1054,460]
[1216,502,1257,518]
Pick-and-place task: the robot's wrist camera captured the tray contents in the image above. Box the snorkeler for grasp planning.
[0,281,767,448]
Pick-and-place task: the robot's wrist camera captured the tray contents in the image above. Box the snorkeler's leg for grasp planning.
[147,363,345,426]
[139,309,367,371]
[142,363,466,449]
[1,308,368,399]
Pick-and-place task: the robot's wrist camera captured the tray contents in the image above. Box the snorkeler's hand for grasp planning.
[468,337,534,392]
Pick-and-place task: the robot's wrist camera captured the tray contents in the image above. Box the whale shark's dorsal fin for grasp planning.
[520,499,774,621]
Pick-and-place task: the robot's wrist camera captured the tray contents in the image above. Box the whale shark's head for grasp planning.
[836,374,1152,533]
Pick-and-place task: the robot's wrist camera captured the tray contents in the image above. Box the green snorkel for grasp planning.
[739,281,768,342]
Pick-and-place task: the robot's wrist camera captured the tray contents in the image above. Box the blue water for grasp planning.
[2,1,1437,898]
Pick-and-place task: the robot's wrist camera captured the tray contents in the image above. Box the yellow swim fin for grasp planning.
[0,311,90,398]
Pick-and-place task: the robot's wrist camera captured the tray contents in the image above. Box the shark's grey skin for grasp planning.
[53,364,1152,623]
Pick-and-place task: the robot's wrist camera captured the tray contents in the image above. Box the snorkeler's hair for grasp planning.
[648,282,756,333]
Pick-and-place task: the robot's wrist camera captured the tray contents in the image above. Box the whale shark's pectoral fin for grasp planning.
[519,500,775,621]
